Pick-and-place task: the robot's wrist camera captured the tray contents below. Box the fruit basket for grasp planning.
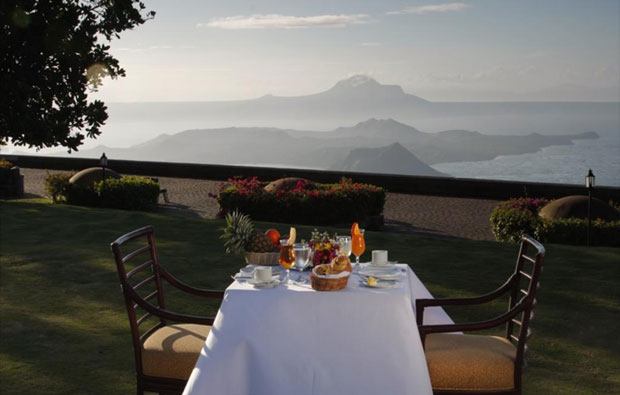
[310,264,351,291]
[244,251,279,266]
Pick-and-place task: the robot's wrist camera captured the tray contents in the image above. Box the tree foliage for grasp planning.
[0,0,154,151]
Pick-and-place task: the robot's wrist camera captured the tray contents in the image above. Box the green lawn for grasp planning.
[1,200,619,394]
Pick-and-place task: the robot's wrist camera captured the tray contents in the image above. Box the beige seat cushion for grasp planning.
[142,323,211,380]
[425,333,517,392]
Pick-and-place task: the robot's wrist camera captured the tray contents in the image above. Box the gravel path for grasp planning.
[20,168,499,240]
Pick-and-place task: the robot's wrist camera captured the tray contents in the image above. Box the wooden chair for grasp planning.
[416,235,545,395]
[111,225,224,395]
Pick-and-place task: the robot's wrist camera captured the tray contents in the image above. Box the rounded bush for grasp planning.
[94,176,160,210]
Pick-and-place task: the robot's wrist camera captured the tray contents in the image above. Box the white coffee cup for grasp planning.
[372,250,388,265]
[254,266,272,283]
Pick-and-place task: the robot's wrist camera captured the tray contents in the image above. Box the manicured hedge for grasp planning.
[536,217,620,247]
[490,197,620,247]
[95,176,160,211]
[214,177,386,225]
[44,172,160,211]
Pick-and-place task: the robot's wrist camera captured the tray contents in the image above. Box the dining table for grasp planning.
[183,263,454,395]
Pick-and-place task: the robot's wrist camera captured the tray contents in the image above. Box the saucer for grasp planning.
[361,279,399,289]
[247,278,280,288]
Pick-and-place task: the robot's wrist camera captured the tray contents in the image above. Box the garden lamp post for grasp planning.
[585,169,595,247]
[100,153,108,201]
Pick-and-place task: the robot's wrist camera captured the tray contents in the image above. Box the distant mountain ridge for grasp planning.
[61,118,598,178]
[99,75,618,139]
[334,143,446,177]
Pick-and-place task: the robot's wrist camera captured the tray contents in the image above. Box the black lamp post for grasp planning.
[585,169,595,247]
[100,153,108,201]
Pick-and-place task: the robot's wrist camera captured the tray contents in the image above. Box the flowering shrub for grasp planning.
[214,177,386,226]
[490,197,549,243]
[501,197,549,215]
[308,229,340,266]
[490,197,620,246]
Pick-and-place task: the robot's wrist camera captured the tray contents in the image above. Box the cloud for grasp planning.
[198,14,369,29]
[387,2,471,15]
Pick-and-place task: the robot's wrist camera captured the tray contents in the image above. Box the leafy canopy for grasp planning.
[0,0,154,151]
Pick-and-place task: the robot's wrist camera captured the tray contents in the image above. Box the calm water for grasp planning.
[432,136,620,187]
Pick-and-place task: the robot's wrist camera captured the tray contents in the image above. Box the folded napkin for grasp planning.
[234,272,254,280]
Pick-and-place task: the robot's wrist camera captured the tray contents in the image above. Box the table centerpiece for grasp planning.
[307,229,340,267]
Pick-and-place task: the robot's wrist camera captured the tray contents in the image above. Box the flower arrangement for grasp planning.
[307,229,340,267]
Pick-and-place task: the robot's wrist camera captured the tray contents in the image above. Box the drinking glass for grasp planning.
[337,236,352,258]
[279,239,295,284]
[351,229,365,271]
[293,243,311,271]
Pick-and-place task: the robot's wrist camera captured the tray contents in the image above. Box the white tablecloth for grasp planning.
[183,264,453,395]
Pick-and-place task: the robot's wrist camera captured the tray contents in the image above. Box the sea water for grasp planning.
[432,135,620,187]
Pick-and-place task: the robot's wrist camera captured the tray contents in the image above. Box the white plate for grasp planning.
[367,261,399,267]
[358,267,402,280]
[247,278,280,288]
[361,280,399,289]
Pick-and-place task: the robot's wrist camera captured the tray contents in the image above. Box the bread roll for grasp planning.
[315,264,329,276]
[330,255,351,274]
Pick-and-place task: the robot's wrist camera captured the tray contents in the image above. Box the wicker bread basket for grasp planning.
[310,263,352,291]
[244,251,279,266]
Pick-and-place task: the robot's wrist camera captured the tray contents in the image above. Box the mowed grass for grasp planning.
[1,199,619,394]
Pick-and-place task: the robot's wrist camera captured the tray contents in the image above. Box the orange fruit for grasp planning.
[351,222,361,236]
[265,228,280,245]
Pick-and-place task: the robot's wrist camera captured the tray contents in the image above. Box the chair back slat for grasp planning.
[137,312,153,326]
[127,260,153,279]
[123,245,152,263]
[143,289,159,303]
[134,274,156,291]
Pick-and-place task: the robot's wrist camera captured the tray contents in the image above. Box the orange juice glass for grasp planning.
[279,240,295,284]
[352,229,365,269]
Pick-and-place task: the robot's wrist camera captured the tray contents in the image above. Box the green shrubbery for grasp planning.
[44,172,160,211]
[95,176,160,210]
[536,217,620,247]
[490,197,620,247]
[214,177,386,226]
[44,172,72,203]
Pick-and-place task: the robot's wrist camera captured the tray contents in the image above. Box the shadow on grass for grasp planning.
[1,200,619,394]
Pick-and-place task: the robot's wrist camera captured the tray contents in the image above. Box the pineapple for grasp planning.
[220,210,277,254]
[246,231,276,253]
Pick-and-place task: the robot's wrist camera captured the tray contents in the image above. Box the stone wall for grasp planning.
[2,154,619,201]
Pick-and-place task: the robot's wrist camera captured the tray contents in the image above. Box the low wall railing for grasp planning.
[2,154,619,201]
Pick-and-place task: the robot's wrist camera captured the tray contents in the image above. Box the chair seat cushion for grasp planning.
[142,323,211,380]
[425,333,517,392]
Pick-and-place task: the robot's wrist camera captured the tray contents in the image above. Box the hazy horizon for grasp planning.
[91,0,619,103]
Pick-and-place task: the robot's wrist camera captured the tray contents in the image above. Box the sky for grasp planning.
[94,0,619,102]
